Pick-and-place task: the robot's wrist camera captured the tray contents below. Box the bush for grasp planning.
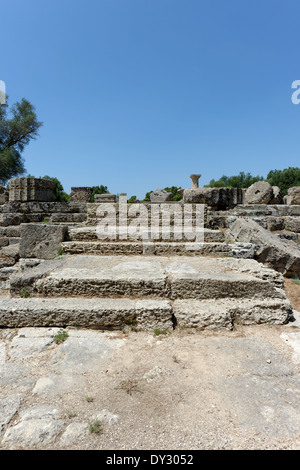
[267,167,300,195]
[205,172,264,189]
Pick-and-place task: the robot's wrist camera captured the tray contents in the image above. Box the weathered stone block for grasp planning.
[228,217,300,277]
[0,186,9,205]
[284,217,300,233]
[69,187,92,203]
[269,186,284,204]
[183,187,245,209]
[267,217,285,232]
[286,187,300,205]
[9,178,54,202]
[19,224,68,259]
[244,181,274,205]
[0,238,9,248]
[150,189,173,202]
[94,194,117,203]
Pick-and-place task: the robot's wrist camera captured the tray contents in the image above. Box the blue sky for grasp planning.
[2,0,300,199]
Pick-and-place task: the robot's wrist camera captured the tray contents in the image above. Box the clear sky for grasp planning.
[1,0,300,199]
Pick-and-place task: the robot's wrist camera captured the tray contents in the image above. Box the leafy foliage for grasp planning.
[43,175,69,202]
[205,168,300,195]
[164,186,182,201]
[142,191,153,202]
[0,97,43,184]
[205,171,264,189]
[266,167,300,195]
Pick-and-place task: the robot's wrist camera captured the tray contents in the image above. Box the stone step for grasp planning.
[61,240,256,258]
[50,213,87,223]
[173,298,293,329]
[61,240,232,256]
[67,226,225,243]
[0,296,292,330]
[10,254,287,301]
[0,297,174,331]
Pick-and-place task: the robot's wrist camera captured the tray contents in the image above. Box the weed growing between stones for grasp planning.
[115,379,142,396]
[89,419,103,434]
[85,396,95,403]
[53,331,69,344]
[20,288,30,298]
[153,328,169,336]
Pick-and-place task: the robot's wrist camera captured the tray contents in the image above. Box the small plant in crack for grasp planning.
[85,395,95,403]
[53,331,69,344]
[20,288,30,298]
[89,419,103,434]
[153,328,169,336]
[115,379,143,396]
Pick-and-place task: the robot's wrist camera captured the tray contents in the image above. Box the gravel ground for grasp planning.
[0,318,299,451]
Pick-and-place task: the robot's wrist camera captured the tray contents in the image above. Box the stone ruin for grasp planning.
[9,177,54,202]
[0,175,299,332]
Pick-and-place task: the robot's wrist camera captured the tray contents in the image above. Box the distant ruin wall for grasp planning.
[183,187,246,210]
[0,201,87,226]
[9,177,54,202]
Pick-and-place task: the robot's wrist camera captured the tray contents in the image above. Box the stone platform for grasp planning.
[1,254,293,331]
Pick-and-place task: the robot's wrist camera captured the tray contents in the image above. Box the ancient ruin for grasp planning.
[0,176,299,331]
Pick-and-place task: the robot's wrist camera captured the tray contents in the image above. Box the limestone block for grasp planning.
[286,187,300,205]
[266,217,285,232]
[183,187,244,210]
[0,185,9,205]
[19,224,68,259]
[94,194,117,203]
[228,217,300,277]
[150,189,173,202]
[69,187,92,203]
[9,178,54,202]
[270,186,284,205]
[244,181,274,205]
[284,217,300,233]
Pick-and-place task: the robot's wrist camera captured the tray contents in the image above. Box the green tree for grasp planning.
[266,167,300,195]
[142,191,153,202]
[0,97,43,185]
[42,175,69,202]
[205,171,263,188]
[164,186,182,201]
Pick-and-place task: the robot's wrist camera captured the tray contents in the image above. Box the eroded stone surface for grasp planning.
[0,324,299,450]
